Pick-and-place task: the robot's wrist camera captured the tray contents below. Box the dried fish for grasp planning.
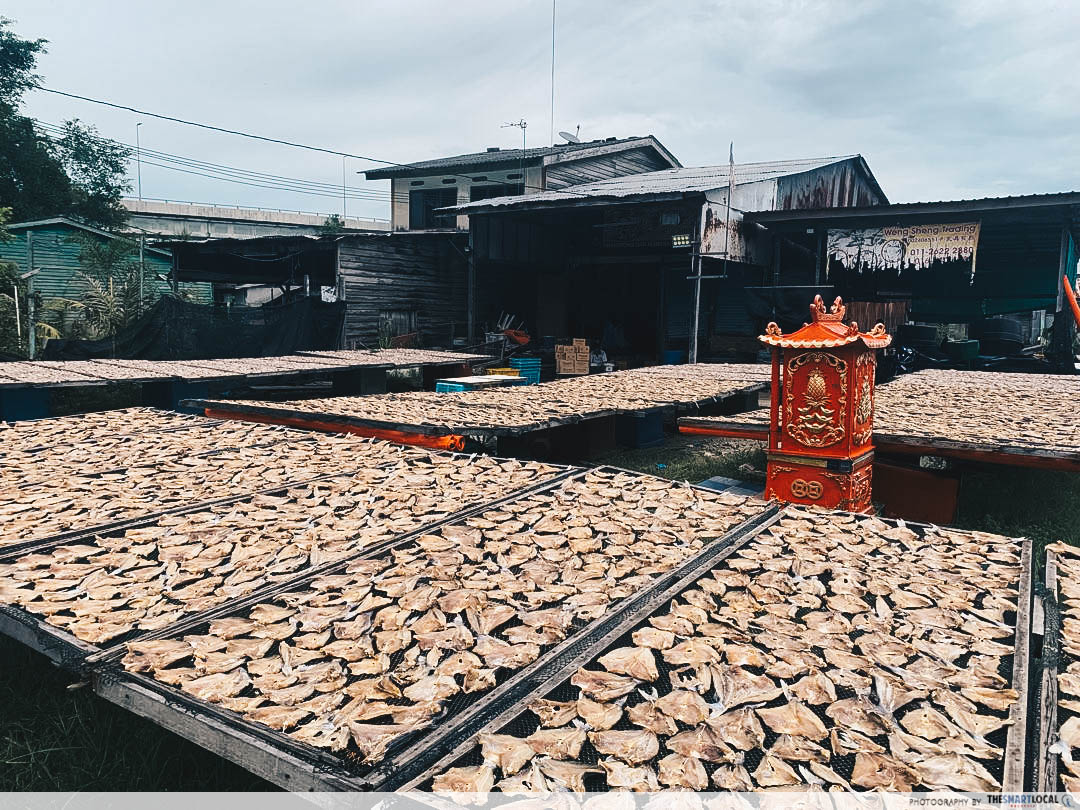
[657,753,708,790]
[432,764,495,796]
[587,729,659,764]
[526,727,587,760]
[478,733,535,776]
[577,696,623,730]
[756,700,828,741]
[536,758,602,792]
[571,668,640,701]
[597,646,658,682]
[530,698,578,728]
[600,758,660,791]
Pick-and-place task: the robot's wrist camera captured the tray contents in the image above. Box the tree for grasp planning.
[0,16,44,108]
[0,18,131,229]
[318,213,345,235]
[0,205,32,357]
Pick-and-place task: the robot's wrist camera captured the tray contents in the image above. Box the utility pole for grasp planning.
[342,155,347,220]
[135,122,143,201]
[550,0,556,146]
[12,282,20,346]
[138,233,145,311]
[22,234,38,359]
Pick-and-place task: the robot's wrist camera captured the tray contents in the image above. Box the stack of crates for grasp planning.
[555,340,589,375]
[509,357,542,385]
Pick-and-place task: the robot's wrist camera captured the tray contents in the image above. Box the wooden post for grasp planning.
[26,232,35,360]
[1051,227,1076,369]
[814,229,824,285]
[771,233,781,286]
[688,249,701,364]
[466,231,476,344]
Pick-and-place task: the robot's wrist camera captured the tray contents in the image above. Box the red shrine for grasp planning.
[759,295,892,512]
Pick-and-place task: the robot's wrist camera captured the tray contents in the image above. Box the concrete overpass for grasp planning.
[122,198,390,238]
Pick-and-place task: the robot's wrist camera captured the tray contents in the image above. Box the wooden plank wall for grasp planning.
[337,234,467,348]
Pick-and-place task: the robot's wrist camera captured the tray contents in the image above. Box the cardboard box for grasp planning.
[556,355,589,375]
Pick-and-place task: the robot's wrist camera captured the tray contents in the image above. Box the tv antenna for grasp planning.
[501,120,527,189]
[558,126,581,144]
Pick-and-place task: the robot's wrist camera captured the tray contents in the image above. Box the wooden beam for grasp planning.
[1002,533,1034,791]
[93,673,356,792]
[1035,549,1060,792]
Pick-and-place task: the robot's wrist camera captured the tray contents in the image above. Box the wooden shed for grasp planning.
[0,217,210,303]
[168,231,468,349]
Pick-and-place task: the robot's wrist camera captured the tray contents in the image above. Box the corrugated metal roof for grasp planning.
[743,190,1080,224]
[364,136,669,179]
[452,155,862,212]
[7,217,172,257]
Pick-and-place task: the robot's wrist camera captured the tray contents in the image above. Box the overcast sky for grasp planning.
[7,0,1080,221]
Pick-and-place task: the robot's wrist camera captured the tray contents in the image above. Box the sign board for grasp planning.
[699,204,748,263]
[827,222,980,281]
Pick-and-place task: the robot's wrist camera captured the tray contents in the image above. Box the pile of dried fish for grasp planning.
[0,362,105,385]
[0,408,205,444]
[1,455,559,644]
[118,470,762,766]
[1,434,425,546]
[212,364,768,434]
[2,421,306,488]
[301,349,491,367]
[878,371,1080,453]
[685,368,1080,456]
[433,506,1023,793]
[1048,542,1080,792]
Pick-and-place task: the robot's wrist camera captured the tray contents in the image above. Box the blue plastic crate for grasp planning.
[510,358,542,385]
[435,382,468,393]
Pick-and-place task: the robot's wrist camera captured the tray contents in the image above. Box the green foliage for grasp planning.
[0,206,31,356]
[0,16,43,109]
[0,19,131,228]
[54,119,132,229]
[318,213,345,235]
[31,234,153,343]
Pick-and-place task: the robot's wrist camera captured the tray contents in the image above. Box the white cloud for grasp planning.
[7,0,1080,218]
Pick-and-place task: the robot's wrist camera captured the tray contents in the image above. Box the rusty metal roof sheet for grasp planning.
[452,155,864,212]
[744,190,1080,225]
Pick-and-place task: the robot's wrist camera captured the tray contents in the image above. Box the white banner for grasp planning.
[827,222,981,282]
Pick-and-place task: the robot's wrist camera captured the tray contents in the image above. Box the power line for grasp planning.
[33,84,395,165]
[33,119,403,203]
[29,84,600,200]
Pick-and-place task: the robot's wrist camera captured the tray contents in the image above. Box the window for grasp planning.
[469,182,525,202]
[409,188,458,229]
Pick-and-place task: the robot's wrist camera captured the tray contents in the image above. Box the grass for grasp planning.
[3,433,1078,790]
[0,636,270,791]
[598,432,768,484]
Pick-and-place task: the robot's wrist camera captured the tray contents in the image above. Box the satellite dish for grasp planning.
[559,126,581,144]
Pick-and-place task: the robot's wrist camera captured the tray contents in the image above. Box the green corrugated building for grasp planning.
[0,217,210,304]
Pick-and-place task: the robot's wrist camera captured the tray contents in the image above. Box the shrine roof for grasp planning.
[759,296,893,349]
